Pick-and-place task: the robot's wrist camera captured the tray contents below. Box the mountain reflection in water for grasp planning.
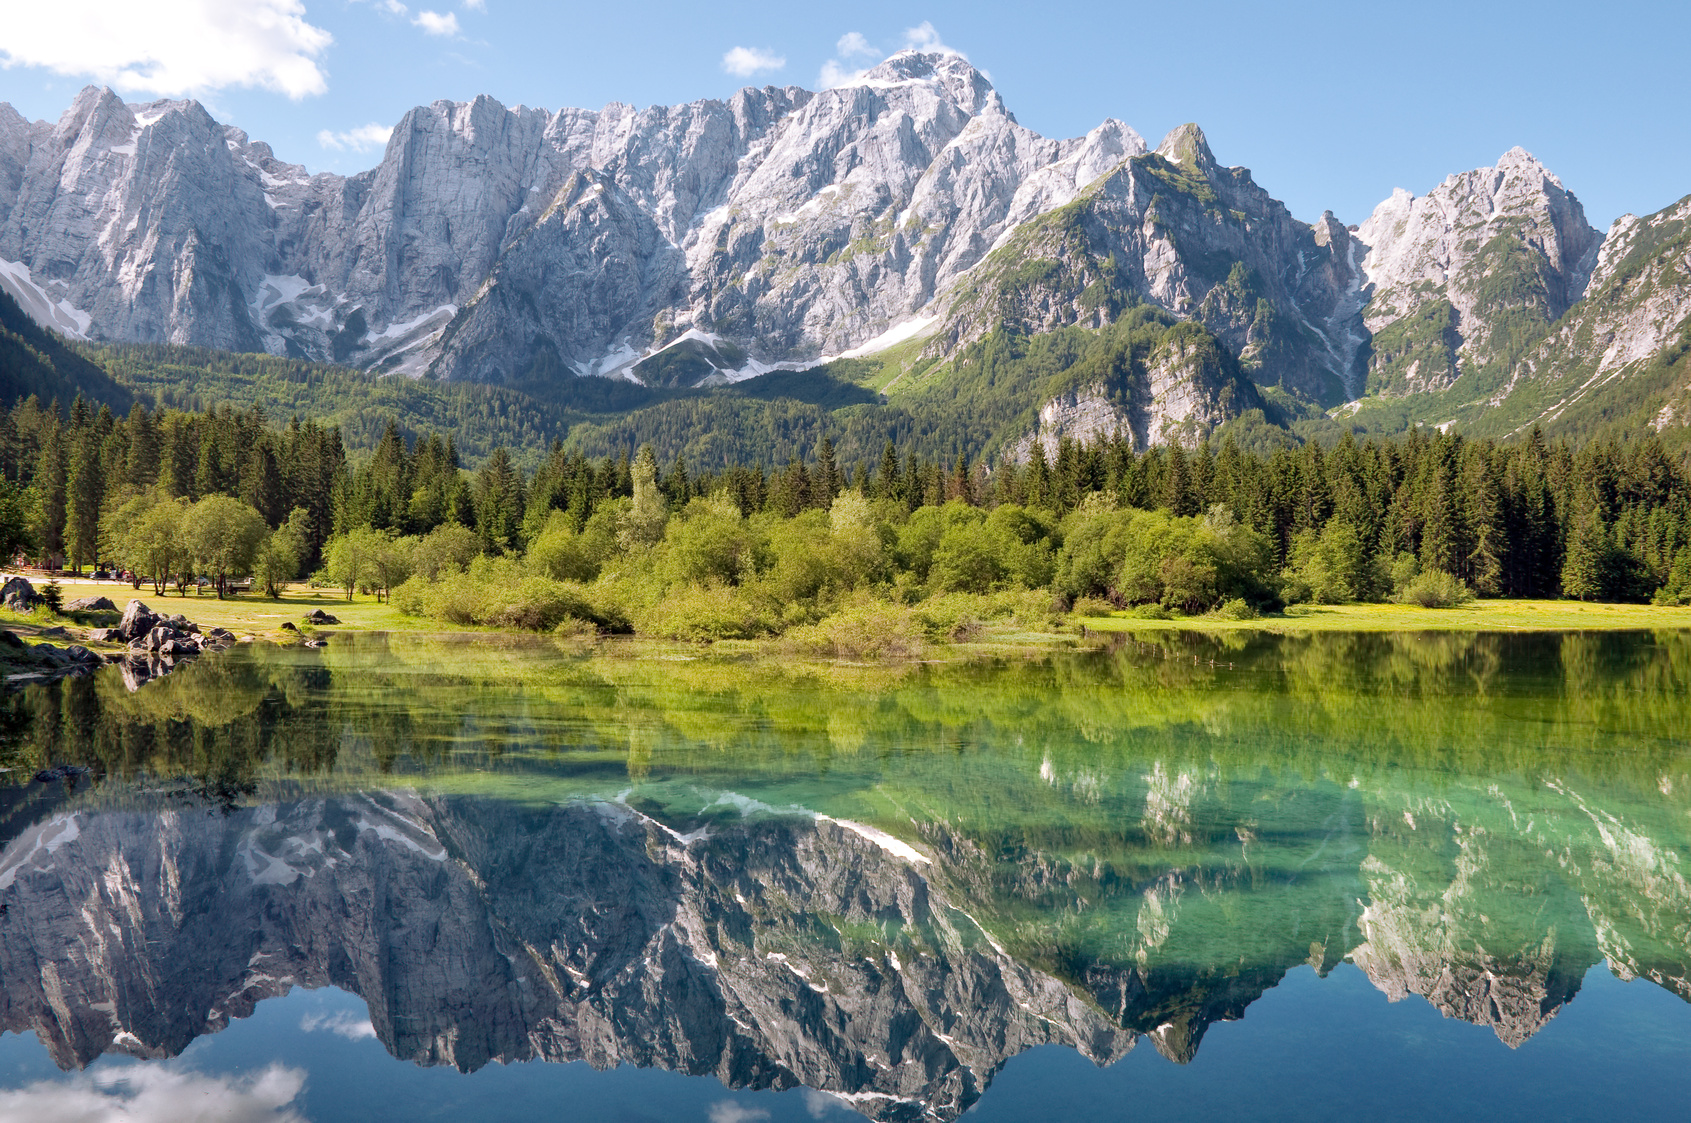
[0,629,1688,1121]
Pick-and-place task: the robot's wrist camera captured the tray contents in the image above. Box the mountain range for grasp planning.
[0,784,1668,1120]
[1,50,1687,454]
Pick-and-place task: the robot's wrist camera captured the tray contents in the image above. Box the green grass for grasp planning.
[17,581,1691,669]
[1078,598,1691,633]
[26,578,455,641]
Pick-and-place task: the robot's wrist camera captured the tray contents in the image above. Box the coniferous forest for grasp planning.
[2,380,1688,649]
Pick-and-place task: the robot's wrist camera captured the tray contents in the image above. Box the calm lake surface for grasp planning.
[1,629,1689,1121]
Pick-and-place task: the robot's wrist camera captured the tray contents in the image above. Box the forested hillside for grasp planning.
[0,292,132,413]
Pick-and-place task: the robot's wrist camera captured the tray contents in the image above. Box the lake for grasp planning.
[1,628,1689,1121]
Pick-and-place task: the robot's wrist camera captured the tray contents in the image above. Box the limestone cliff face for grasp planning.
[1349,847,1592,1048]
[0,796,1137,1122]
[1489,195,1691,435]
[936,124,1363,406]
[1009,323,1266,458]
[1353,148,1603,395]
[0,54,1155,386]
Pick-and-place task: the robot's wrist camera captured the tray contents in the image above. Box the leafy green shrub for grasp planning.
[785,596,924,659]
[479,577,599,631]
[412,523,482,581]
[638,582,776,641]
[1213,597,1259,620]
[1056,502,1276,614]
[1071,594,1117,617]
[1396,570,1474,609]
[1004,587,1066,630]
[658,494,760,586]
[913,592,1014,641]
[1283,521,1385,604]
[553,616,597,639]
[391,556,628,632]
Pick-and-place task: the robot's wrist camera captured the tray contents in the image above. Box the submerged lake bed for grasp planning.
[0,628,1689,1120]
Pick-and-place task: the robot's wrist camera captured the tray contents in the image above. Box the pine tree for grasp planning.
[946,453,972,504]
[815,437,840,505]
[666,452,691,505]
[33,423,66,567]
[65,421,101,573]
[1560,484,1611,601]
[1027,442,1052,509]
[1163,444,1195,516]
[875,440,900,502]
[473,447,525,553]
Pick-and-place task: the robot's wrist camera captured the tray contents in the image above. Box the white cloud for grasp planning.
[721,46,786,78]
[708,1103,770,1123]
[818,59,870,89]
[835,32,878,59]
[412,9,460,36]
[462,0,486,9]
[803,1089,851,1117]
[316,123,393,152]
[903,21,962,57]
[819,24,968,89]
[0,0,332,100]
[380,0,409,14]
[299,1009,378,1039]
[0,1063,308,1123]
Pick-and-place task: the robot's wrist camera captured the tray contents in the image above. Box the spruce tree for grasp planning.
[876,440,900,501]
[65,424,101,573]
[1560,485,1611,601]
[815,437,839,505]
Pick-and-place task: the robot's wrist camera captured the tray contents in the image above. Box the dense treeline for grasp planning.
[366,423,1691,648]
[452,423,1691,607]
[0,395,347,588]
[3,380,1688,634]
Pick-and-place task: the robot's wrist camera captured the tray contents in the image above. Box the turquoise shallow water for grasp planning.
[0,629,1688,1120]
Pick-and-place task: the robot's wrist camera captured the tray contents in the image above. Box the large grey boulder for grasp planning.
[65,596,118,612]
[117,600,158,642]
[0,577,36,612]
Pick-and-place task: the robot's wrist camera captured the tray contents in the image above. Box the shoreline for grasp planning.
[1077,599,1691,633]
[6,578,1691,653]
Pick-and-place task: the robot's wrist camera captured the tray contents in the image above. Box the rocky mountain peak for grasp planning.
[5,64,1683,447]
[848,49,998,115]
[1354,146,1603,395]
[1154,123,1217,172]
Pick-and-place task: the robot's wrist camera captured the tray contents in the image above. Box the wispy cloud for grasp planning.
[0,1063,308,1123]
[818,23,967,89]
[317,123,393,152]
[0,0,333,100]
[902,20,961,56]
[804,1089,851,1117]
[413,9,460,36]
[708,1102,771,1123]
[835,32,878,59]
[462,0,487,9]
[722,46,785,78]
[300,1009,380,1038]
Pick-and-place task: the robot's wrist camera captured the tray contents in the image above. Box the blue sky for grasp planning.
[1,0,1686,228]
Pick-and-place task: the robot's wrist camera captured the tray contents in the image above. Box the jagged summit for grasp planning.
[4,58,1688,449]
[1154,122,1217,170]
[1354,145,1602,395]
[838,49,1000,114]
